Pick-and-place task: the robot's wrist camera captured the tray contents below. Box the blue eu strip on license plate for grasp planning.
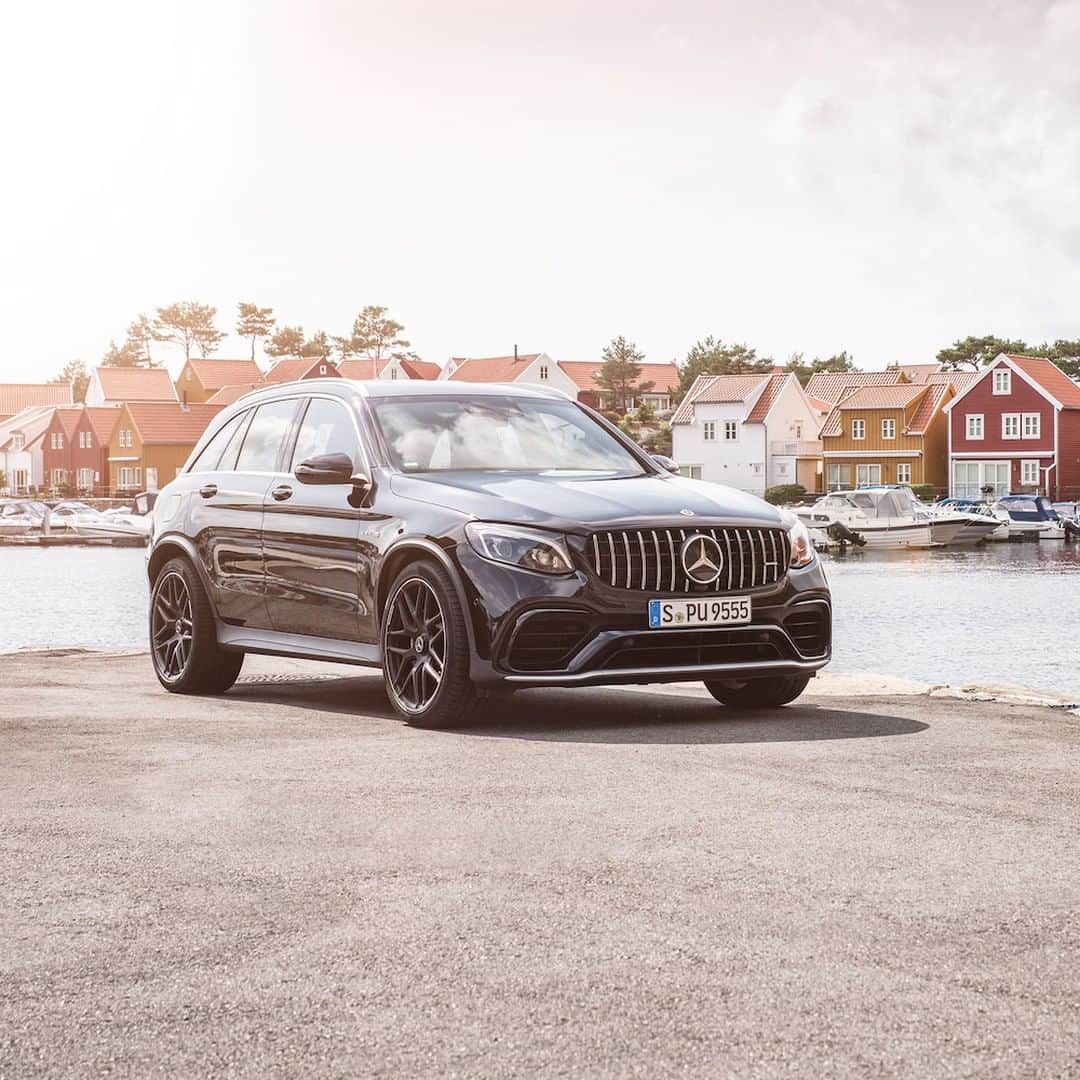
[648,596,752,628]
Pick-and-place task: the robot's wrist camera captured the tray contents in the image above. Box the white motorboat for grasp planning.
[0,500,46,536]
[794,489,940,549]
[993,495,1067,540]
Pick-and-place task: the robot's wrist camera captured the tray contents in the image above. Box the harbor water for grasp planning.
[1,544,1078,696]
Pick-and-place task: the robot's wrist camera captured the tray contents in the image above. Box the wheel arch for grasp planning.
[147,535,214,604]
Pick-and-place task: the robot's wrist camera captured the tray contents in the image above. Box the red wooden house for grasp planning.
[944,354,1080,500]
[40,407,82,491]
[71,407,121,495]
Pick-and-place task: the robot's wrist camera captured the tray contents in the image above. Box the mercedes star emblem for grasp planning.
[680,534,724,585]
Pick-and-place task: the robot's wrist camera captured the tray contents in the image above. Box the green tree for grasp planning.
[265,325,306,359]
[595,336,653,413]
[236,302,276,361]
[50,359,90,402]
[126,314,156,365]
[1040,339,1080,380]
[302,330,333,358]
[153,301,224,361]
[936,335,1031,371]
[335,305,414,364]
[101,338,146,367]
[676,337,772,400]
[786,349,857,387]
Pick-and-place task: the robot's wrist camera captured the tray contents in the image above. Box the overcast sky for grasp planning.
[1,0,1078,383]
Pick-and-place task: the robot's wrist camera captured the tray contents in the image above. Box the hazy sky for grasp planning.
[2,0,1078,382]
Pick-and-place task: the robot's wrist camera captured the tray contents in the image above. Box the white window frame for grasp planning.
[1001,413,1020,439]
[966,414,984,440]
[856,463,881,487]
[826,463,851,490]
[702,421,716,442]
[723,420,738,441]
[881,418,896,440]
[1022,413,1041,439]
[896,463,912,484]
[678,464,702,479]
[992,369,1011,395]
[851,419,866,440]
[1020,460,1039,485]
[538,365,549,380]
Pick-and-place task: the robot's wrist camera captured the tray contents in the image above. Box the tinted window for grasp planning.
[188,411,247,473]
[372,397,644,476]
[216,410,252,472]
[290,398,359,471]
[235,400,299,473]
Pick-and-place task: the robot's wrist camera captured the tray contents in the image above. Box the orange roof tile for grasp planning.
[125,402,224,445]
[819,384,932,438]
[1006,355,1080,408]
[399,359,442,380]
[82,406,121,443]
[804,370,902,404]
[186,358,264,390]
[53,407,83,439]
[262,357,340,384]
[906,383,950,434]
[447,354,542,382]
[0,383,73,418]
[205,383,261,406]
[670,374,771,425]
[745,373,790,423]
[94,366,178,402]
[338,358,387,380]
[557,362,603,391]
[923,370,981,393]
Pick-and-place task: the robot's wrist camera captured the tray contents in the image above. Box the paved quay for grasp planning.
[2,650,1078,1078]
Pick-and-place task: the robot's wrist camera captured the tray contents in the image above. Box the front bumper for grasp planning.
[453,543,831,689]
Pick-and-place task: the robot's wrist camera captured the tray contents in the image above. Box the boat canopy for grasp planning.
[816,489,917,519]
[996,495,1059,522]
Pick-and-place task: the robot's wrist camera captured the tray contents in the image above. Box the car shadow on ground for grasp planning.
[228,674,928,746]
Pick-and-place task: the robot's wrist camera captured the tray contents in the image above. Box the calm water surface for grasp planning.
[1,543,1078,694]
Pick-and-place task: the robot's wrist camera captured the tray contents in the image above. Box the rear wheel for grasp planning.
[704,674,812,709]
[150,558,244,694]
[381,560,475,728]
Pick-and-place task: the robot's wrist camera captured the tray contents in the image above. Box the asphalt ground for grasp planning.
[2,650,1078,1078]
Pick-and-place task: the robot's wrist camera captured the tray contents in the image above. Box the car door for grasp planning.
[187,398,301,629]
[261,394,379,642]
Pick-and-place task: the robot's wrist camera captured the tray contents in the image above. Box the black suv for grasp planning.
[147,380,830,726]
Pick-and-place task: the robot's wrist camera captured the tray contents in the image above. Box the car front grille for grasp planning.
[597,628,791,670]
[587,527,790,593]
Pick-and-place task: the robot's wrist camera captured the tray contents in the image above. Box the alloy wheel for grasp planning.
[152,571,194,683]
[384,578,446,713]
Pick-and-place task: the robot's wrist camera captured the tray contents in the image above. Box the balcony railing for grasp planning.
[770,439,822,457]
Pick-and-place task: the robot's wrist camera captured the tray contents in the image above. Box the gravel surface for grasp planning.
[2,650,1078,1078]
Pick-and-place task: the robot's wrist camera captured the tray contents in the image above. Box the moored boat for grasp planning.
[993,495,1067,540]
[794,489,938,549]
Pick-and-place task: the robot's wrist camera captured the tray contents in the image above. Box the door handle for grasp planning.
[199,483,218,499]
[271,484,293,502]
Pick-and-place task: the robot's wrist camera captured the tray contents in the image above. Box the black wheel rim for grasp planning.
[152,571,193,682]
[384,578,445,714]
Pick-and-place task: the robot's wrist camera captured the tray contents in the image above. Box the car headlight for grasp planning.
[782,513,815,569]
[464,522,574,575]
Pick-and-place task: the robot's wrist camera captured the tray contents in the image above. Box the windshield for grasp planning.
[372,396,647,476]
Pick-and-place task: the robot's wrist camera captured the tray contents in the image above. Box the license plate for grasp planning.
[648,596,751,628]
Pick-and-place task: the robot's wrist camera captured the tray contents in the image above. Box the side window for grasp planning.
[188,411,247,473]
[235,399,300,473]
[290,398,359,471]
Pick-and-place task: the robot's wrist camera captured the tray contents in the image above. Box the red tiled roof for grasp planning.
[1006,355,1080,408]
[53,407,83,439]
[557,362,603,391]
[447,354,542,382]
[923,370,981,394]
[906,383,950,435]
[186,358,263,390]
[890,363,944,380]
[399,359,442,380]
[262,357,340,384]
[125,402,224,445]
[670,374,770,425]
[745,373,790,423]
[0,406,55,450]
[82,406,121,443]
[558,361,679,395]
[94,366,178,402]
[819,384,932,438]
[205,383,261,406]
[807,395,833,414]
[804,370,902,404]
[338,358,387,380]
[0,383,73,418]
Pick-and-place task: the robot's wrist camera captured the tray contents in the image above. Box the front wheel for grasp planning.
[703,674,812,709]
[381,560,476,728]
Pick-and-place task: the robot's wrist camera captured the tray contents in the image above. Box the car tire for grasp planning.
[703,674,812,709]
[381,559,476,728]
[150,557,244,694]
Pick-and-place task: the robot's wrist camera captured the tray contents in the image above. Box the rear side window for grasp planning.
[188,411,247,473]
[290,398,359,471]
[235,399,299,473]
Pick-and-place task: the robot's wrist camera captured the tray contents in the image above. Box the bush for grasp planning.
[764,484,807,505]
[909,483,936,501]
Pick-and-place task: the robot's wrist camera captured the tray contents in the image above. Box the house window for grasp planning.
[881,418,896,440]
[319,365,328,375]
[896,463,912,484]
[50,468,66,486]
[51,432,64,449]
[118,466,142,489]
[678,465,702,479]
[826,463,851,490]
[793,422,803,439]
[953,460,1009,499]
[539,365,549,380]
[851,419,865,440]
[723,420,738,440]
[966,414,984,440]
[185,368,192,381]
[77,467,94,490]
[12,434,25,450]
[1022,413,1041,439]
[856,463,881,487]
[992,369,1011,395]
[1020,460,1040,485]
[703,421,716,441]
[390,368,398,380]
[1002,414,1020,439]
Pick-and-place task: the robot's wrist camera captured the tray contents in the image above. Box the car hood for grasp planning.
[389,471,783,531]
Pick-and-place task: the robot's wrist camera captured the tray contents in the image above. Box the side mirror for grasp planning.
[651,454,680,474]
[295,452,360,486]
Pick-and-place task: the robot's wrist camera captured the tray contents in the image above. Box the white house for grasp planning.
[441,352,581,397]
[671,372,823,496]
[0,406,55,494]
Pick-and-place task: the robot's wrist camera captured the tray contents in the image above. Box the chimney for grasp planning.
[514,344,519,363]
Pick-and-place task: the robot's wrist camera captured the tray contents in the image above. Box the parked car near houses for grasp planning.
[146,380,831,727]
